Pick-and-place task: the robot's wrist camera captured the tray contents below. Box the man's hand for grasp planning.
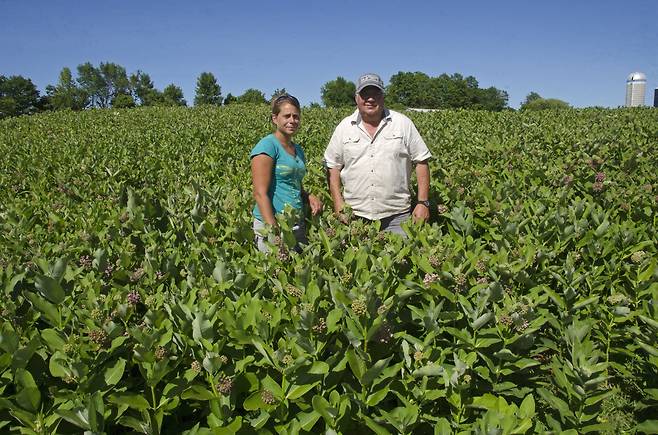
[308,194,323,216]
[412,204,430,223]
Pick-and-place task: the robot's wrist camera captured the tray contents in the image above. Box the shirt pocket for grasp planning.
[383,131,408,157]
[342,135,363,161]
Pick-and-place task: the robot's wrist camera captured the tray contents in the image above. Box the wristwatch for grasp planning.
[418,199,430,208]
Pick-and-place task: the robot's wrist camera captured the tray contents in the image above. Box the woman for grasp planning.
[250,94,322,252]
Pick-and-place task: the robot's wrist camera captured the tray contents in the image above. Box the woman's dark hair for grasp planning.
[271,94,300,115]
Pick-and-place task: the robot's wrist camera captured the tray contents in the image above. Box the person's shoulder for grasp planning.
[251,134,278,156]
[387,109,412,123]
[337,110,359,127]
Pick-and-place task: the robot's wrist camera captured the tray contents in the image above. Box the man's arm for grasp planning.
[327,167,345,214]
[412,160,430,223]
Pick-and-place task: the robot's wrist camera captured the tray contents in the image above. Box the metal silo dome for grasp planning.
[627,72,647,82]
[626,72,647,107]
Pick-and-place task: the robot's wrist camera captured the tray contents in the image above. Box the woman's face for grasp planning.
[272,102,300,136]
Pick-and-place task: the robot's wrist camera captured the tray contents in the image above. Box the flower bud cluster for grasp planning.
[423,273,440,287]
[261,389,277,405]
[286,284,303,298]
[351,298,368,316]
[312,317,327,334]
[88,329,109,347]
[631,250,646,264]
[127,290,141,305]
[216,374,233,395]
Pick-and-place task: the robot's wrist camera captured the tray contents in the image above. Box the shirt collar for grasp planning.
[350,108,392,126]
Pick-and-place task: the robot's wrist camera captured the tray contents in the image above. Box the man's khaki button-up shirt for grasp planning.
[324,109,432,220]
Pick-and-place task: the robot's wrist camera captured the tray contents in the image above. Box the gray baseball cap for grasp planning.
[356,73,385,93]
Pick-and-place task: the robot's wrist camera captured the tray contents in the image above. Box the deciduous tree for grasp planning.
[236,88,267,104]
[321,77,356,107]
[0,75,40,118]
[46,67,88,110]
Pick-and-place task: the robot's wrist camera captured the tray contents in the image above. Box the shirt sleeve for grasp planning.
[407,120,432,163]
[250,137,278,160]
[323,127,344,169]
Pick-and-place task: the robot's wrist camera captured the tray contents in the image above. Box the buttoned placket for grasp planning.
[355,117,391,215]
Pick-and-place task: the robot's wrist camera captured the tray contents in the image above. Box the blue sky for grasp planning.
[2,0,657,108]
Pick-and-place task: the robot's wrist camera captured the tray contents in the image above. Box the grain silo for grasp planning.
[625,72,646,107]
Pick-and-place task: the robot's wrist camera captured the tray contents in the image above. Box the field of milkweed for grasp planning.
[0,105,657,434]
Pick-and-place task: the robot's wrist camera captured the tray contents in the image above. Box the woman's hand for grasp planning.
[308,194,323,216]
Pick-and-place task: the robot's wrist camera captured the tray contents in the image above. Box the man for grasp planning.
[323,73,432,234]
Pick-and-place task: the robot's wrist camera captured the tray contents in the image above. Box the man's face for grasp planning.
[356,86,384,119]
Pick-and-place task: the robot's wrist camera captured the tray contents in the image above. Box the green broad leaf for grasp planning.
[286,382,319,400]
[109,393,151,411]
[261,375,283,399]
[346,348,366,382]
[14,369,40,413]
[117,415,149,433]
[192,312,214,342]
[34,274,66,304]
[544,287,566,310]
[581,423,614,433]
[48,352,69,378]
[25,291,61,326]
[594,220,609,237]
[519,394,535,418]
[104,358,126,386]
[638,341,658,357]
[4,272,25,294]
[41,328,66,352]
[215,416,243,434]
[639,315,658,331]
[493,348,518,361]
[584,389,616,407]
[326,308,342,333]
[362,414,391,435]
[415,256,435,274]
[308,361,329,374]
[297,410,321,431]
[363,355,393,387]
[511,418,533,434]
[412,364,444,377]
[252,339,275,366]
[248,410,270,429]
[645,389,658,400]
[572,295,599,311]
[243,391,268,412]
[635,419,658,434]
[181,385,215,401]
[88,391,104,433]
[366,386,390,406]
[443,327,471,343]
[472,312,493,330]
[0,326,19,353]
[401,340,412,368]
[212,260,229,283]
[312,395,337,425]
[56,409,91,430]
[470,393,501,410]
[52,257,68,282]
[537,387,573,421]
[434,418,452,435]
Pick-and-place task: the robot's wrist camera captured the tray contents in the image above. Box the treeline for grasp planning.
[1,61,570,119]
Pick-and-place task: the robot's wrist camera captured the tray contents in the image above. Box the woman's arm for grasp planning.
[301,184,323,216]
[251,154,277,226]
